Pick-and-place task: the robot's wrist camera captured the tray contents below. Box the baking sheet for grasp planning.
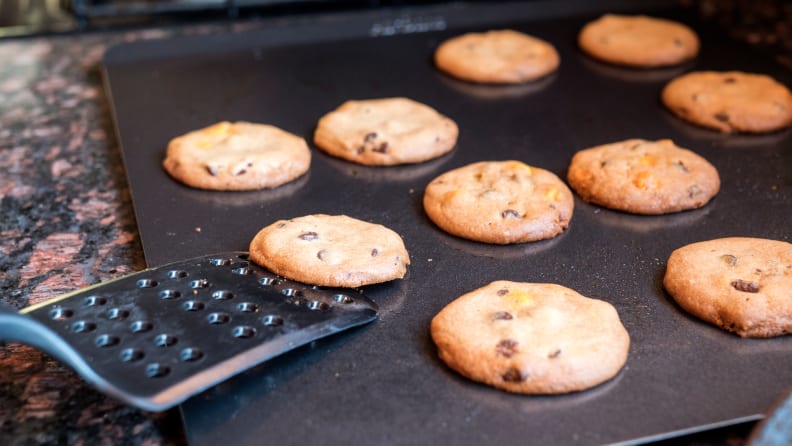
[102,1,792,444]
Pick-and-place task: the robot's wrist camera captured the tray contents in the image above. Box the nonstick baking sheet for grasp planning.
[103,1,792,444]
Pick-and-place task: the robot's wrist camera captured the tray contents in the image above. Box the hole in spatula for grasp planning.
[50,308,73,320]
[160,289,181,300]
[119,348,144,362]
[232,326,256,339]
[137,278,158,288]
[211,290,233,300]
[154,334,178,347]
[83,296,107,306]
[334,294,353,304]
[130,320,153,333]
[71,321,96,333]
[95,334,120,348]
[107,308,130,321]
[236,302,258,313]
[180,348,204,362]
[207,312,230,324]
[167,270,188,279]
[262,315,283,326]
[307,301,330,311]
[146,363,170,378]
[182,301,204,311]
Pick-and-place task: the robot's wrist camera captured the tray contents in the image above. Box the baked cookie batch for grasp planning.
[160,13,792,395]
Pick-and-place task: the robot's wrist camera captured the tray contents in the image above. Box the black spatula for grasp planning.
[0,252,378,412]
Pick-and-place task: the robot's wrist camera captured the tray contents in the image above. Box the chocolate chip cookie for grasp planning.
[664,237,792,338]
[662,71,792,133]
[578,14,699,67]
[567,138,720,214]
[434,29,560,84]
[313,97,458,166]
[431,281,630,394]
[249,214,410,288]
[423,161,574,244]
[162,121,311,191]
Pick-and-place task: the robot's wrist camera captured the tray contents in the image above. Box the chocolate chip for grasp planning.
[714,112,730,122]
[502,367,527,383]
[316,250,328,261]
[691,93,700,102]
[673,37,683,47]
[364,132,377,142]
[676,160,689,173]
[687,184,702,198]
[233,169,247,176]
[493,311,513,320]
[206,165,219,176]
[496,339,519,358]
[372,142,389,154]
[501,209,521,219]
[356,146,365,154]
[497,289,509,296]
[600,161,608,168]
[548,349,562,359]
[723,77,737,84]
[731,279,760,293]
[298,231,319,241]
[371,248,379,257]
[721,254,738,266]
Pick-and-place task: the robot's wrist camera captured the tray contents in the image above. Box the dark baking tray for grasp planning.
[102,1,792,444]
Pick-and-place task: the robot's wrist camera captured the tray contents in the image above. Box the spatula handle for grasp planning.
[0,303,93,381]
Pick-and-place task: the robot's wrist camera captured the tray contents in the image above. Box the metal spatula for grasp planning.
[0,252,378,412]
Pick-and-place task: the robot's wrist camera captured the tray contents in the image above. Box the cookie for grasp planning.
[423,161,574,244]
[578,14,699,67]
[661,71,792,133]
[249,214,410,288]
[567,139,720,215]
[162,121,311,191]
[663,237,792,338]
[431,281,630,394]
[434,29,560,84]
[313,97,458,166]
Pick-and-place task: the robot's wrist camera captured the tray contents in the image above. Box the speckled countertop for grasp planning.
[0,1,788,444]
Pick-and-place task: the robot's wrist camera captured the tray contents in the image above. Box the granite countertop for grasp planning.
[0,1,788,444]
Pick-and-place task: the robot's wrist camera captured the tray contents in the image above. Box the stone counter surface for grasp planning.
[0,1,787,444]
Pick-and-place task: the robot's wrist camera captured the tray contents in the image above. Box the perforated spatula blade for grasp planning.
[0,252,378,412]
